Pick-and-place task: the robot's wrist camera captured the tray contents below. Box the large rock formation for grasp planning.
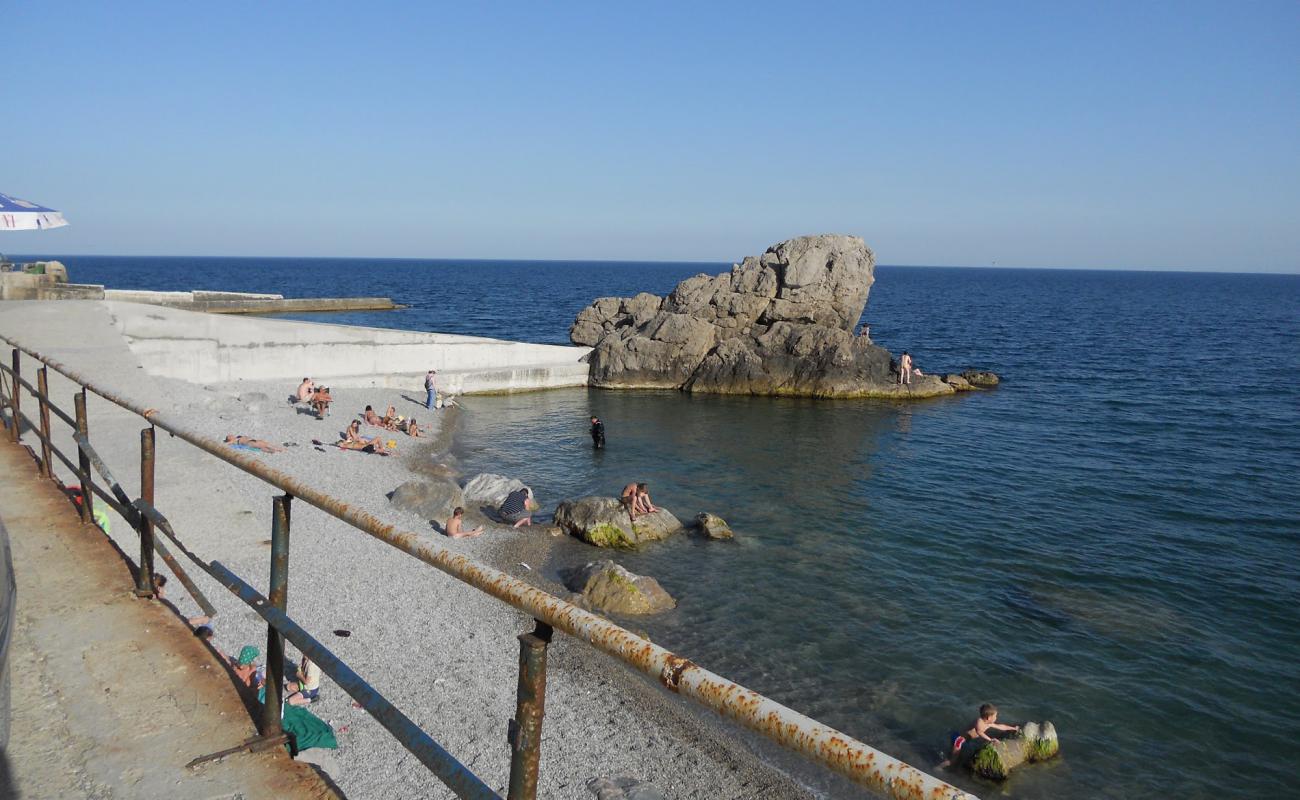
[389,479,464,521]
[554,497,685,549]
[570,235,953,398]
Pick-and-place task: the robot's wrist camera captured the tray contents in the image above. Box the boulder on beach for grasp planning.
[943,374,973,390]
[693,512,734,540]
[965,720,1060,780]
[389,479,465,522]
[461,473,527,506]
[563,560,676,616]
[961,369,1001,387]
[554,497,684,549]
[570,235,956,399]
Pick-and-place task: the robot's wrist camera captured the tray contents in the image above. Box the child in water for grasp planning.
[942,703,1020,766]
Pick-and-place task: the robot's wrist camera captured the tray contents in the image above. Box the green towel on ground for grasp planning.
[281,704,339,753]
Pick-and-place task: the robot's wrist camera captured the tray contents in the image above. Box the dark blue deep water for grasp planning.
[26,255,1300,798]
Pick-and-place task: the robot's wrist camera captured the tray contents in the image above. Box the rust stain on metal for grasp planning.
[659,656,695,692]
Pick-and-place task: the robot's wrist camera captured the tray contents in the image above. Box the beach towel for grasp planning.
[229,443,260,452]
[281,704,338,754]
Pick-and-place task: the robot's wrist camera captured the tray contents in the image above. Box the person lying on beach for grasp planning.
[445,507,484,538]
[498,487,535,528]
[224,435,286,453]
[310,387,333,418]
[286,655,323,706]
[362,405,385,427]
[338,420,389,454]
[941,703,1020,767]
[296,377,316,403]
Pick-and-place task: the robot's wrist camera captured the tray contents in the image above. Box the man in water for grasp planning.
[424,369,438,410]
[590,415,606,449]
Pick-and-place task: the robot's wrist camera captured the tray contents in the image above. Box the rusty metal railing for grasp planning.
[0,335,979,800]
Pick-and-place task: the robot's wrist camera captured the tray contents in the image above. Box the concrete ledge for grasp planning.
[94,300,591,393]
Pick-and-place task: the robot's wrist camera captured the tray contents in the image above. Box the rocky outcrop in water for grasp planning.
[964,721,1060,780]
[692,512,734,540]
[570,235,955,398]
[562,560,676,615]
[554,497,685,549]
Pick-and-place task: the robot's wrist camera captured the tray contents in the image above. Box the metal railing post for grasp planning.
[134,427,157,597]
[262,493,292,737]
[9,349,19,442]
[507,620,553,800]
[73,390,93,525]
[36,367,53,478]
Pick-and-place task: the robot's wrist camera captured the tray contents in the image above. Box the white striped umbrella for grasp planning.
[0,192,68,231]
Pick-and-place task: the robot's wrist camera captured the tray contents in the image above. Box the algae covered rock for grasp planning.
[562,560,676,616]
[554,496,684,549]
[389,479,464,521]
[693,512,734,540]
[961,369,1001,387]
[968,720,1060,780]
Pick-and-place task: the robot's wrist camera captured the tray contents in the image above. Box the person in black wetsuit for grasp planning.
[590,416,606,449]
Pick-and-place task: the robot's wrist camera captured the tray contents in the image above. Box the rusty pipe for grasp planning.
[0,333,978,800]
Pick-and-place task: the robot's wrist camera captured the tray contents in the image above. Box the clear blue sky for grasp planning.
[4,1,1298,271]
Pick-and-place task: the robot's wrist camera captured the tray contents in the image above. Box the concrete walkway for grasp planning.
[0,437,338,800]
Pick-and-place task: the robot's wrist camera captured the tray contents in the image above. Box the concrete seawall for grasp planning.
[2,274,397,313]
[95,300,590,393]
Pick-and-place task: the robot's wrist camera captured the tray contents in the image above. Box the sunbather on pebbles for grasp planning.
[337,420,390,455]
[224,435,286,453]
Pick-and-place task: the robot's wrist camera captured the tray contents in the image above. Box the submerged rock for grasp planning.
[966,720,1060,780]
[693,512,734,540]
[571,235,957,398]
[554,497,684,549]
[562,560,676,616]
[961,369,1001,387]
[389,480,464,521]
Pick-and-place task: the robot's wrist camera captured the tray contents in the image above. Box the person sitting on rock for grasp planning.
[362,405,385,427]
[445,507,484,538]
[635,483,658,515]
[498,487,534,528]
[295,377,316,403]
[621,482,641,520]
[942,703,1020,767]
[224,435,286,453]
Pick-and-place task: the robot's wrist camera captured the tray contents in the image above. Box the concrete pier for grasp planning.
[4,300,592,395]
[1,273,398,313]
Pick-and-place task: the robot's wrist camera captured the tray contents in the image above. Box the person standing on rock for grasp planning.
[590,416,606,449]
[424,369,438,410]
[899,351,913,385]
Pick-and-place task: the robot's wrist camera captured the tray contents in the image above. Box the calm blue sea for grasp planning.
[25,255,1300,798]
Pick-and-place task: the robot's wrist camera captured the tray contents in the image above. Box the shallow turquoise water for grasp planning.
[48,255,1300,797]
